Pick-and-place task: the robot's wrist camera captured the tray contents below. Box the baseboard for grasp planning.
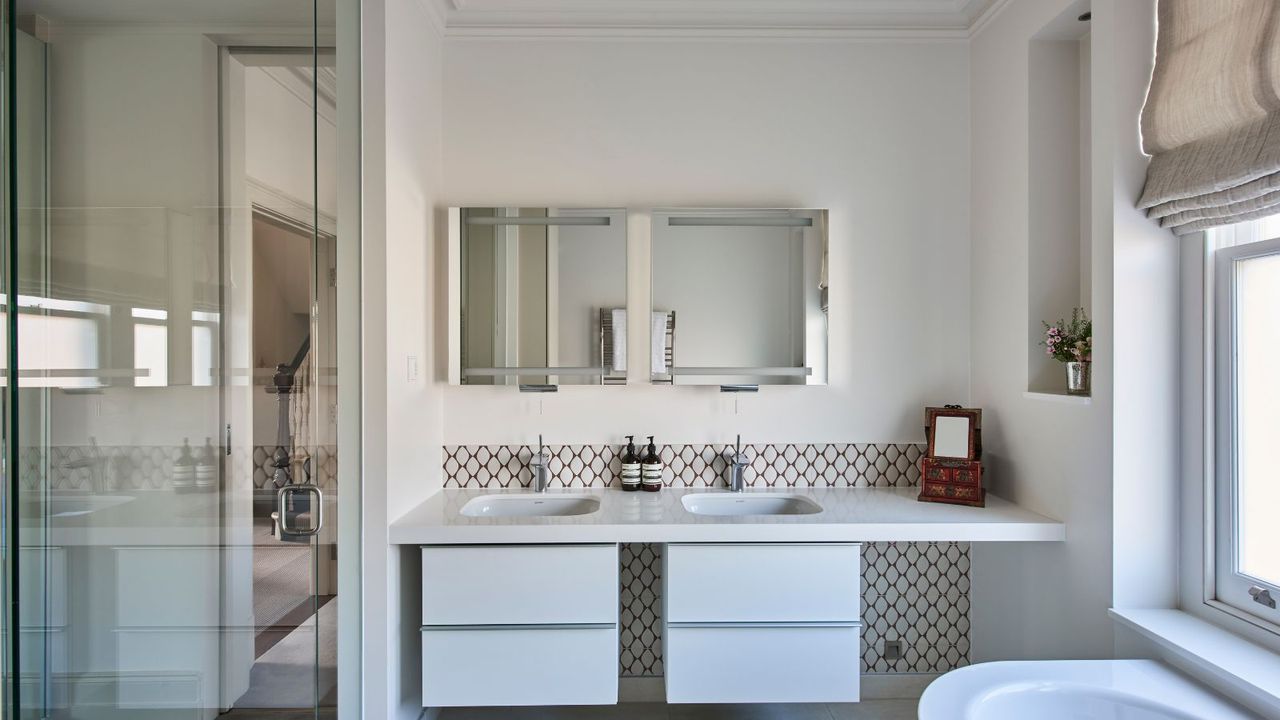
[860,673,938,699]
[618,677,664,702]
[617,674,935,703]
[420,707,442,720]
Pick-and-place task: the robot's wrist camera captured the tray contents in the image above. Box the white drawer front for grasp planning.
[422,627,618,707]
[422,544,618,626]
[665,543,860,623]
[665,624,861,704]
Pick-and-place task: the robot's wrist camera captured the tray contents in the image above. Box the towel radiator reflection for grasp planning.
[599,309,675,385]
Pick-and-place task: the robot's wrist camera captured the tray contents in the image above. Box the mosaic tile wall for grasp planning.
[443,442,970,677]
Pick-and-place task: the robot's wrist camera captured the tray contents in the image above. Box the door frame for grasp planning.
[218,40,356,716]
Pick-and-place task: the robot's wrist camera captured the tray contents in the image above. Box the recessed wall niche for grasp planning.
[1027,2,1092,396]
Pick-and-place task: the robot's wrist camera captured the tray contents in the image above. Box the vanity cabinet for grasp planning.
[420,544,619,707]
[664,542,862,704]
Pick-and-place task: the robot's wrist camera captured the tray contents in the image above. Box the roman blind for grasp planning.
[1139,0,1280,235]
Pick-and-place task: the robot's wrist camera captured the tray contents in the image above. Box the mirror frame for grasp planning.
[925,406,983,461]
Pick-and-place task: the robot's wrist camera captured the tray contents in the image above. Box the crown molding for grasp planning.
[433,0,1006,38]
[967,0,1014,38]
[443,26,971,41]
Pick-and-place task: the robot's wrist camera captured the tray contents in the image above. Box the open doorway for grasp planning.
[221,50,341,716]
[237,210,338,711]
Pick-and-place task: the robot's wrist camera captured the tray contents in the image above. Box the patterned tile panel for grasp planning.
[443,442,921,489]
[861,541,971,673]
[443,441,967,678]
[619,543,663,677]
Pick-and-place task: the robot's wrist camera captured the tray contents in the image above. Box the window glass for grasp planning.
[1233,253,1280,586]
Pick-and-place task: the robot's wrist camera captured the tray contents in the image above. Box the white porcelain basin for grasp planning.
[681,492,822,516]
[460,494,601,518]
[24,495,135,519]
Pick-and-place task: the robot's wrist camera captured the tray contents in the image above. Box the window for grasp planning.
[132,307,169,387]
[1214,225,1280,628]
[191,310,220,387]
[0,295,108,388]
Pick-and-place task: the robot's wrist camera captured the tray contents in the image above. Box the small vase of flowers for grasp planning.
[1042,308,1092,395]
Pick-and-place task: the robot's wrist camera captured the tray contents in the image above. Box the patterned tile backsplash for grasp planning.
[19,444,338,492]
[444,442,924,489]
[443,442,969,677]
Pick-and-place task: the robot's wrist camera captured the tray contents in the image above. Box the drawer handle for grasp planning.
[668,621,860,629]
[422,623,616,631]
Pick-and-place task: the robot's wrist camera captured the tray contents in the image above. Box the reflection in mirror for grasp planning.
[932,416,972,459]
[651,209,828,386]
[456,208,627,386]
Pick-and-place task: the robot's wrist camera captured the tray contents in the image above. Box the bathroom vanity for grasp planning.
[392,487,1063,709]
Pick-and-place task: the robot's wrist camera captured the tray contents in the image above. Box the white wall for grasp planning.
[40,30,223,447]
[967,0,1115,663]
[441,37,971,446]
[359,0,446,718]
[1101,0,1180,613]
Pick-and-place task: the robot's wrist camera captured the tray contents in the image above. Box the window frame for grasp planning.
[1212,234,1280,630]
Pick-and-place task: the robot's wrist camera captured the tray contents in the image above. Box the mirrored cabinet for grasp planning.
[651,209,828,386]
[452,207,627,386]
[449,207,829,388]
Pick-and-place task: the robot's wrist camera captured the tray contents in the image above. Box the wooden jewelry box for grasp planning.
[918,406,985,508]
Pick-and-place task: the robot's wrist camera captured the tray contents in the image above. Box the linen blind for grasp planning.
[1139,0,1280,235]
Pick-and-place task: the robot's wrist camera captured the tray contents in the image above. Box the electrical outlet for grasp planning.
[884,640,903,662]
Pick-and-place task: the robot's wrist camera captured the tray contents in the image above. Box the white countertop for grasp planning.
[388,487,1065,545]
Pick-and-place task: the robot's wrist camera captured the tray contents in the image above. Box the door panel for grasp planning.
[3,1,347,718]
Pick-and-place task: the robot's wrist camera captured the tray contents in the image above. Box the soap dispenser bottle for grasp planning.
[641,436,663,492]
[195,437,217,490]
[620,436,641,492]
[172,438,195,491]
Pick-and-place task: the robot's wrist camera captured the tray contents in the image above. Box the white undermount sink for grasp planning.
[23,494,135,519]
[681,492,822,517]
[460,494,601,518]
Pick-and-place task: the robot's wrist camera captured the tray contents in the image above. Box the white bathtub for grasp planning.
[919,660,1260,720]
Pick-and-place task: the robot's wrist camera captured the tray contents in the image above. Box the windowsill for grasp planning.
[1023,390,1092,405]
[1110,608,1280,716]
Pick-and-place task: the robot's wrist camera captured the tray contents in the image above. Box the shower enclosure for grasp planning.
[1,0,360,717]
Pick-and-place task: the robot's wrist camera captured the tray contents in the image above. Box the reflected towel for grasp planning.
[651,312,669,375]
[610,308,627,373]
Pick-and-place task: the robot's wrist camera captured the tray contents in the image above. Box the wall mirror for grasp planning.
[650,209,828,386]
[453,207,627,386]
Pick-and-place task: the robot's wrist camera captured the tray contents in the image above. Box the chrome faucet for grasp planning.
[727,435,749,492]
[530,435,550,493]
[63,437,110,493]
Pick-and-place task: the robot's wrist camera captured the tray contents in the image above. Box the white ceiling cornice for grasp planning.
[433,0,1005,38]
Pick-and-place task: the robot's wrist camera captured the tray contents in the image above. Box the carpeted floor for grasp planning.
[253,518,314,633]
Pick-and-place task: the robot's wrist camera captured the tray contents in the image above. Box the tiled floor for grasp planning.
[437,701,918,720]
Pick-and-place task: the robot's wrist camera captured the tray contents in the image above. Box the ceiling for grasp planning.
[432,0,1006,35]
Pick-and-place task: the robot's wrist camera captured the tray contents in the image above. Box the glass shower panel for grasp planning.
[3,1,346,718]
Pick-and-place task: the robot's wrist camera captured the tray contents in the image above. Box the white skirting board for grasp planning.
[616,673,938,703]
